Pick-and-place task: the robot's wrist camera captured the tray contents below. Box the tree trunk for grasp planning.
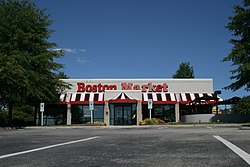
[8,102,13,127]
[34,105,38,126]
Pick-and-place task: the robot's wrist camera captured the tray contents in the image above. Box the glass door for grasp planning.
[123,106,132,125]
[114,106,123,125]
[114,105,133,125]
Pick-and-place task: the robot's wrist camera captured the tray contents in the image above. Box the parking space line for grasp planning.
[0,136,100,159]
[213,135,250,165]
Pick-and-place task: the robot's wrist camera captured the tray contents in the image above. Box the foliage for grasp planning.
[231,95,250,114]
[87,121,107,126]
[12,106,34,127]
[0,0,69,125]
[0,110,8,127]
[57,71,69,79]
[172,62,195,78]
[223,0,250,91]
[0,105,35,127]
[95,121,107,126]
[139,118,166,125]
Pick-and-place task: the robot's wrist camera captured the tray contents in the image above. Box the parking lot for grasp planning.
[0,125,249,167]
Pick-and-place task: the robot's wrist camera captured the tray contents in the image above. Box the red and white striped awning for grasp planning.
[60,93,104,104]
[142,93,177,104]
[60,92,223,105]
[109,92,138,103]
[179,93,223,104]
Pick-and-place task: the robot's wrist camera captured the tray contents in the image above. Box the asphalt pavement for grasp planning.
[0,125,249,167]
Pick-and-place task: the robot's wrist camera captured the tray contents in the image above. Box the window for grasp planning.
[71,105,83,124]
[71,104,104,124]
[142,104,175,122]
[36,104,67,126]
[93,105,104,122]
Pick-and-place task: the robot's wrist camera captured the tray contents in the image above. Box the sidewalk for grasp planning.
[1,123,250,130]
[23,123,250,129]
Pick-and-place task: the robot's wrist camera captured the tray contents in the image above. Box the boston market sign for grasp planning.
[77,82,168,92]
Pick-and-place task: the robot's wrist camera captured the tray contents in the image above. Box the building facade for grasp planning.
[56,78,220,126]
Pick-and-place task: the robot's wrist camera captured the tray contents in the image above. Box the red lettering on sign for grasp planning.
[77,83,85,92]
[98,83,103,92]
[156,85,162,92]
[77,82,168,92]
[133,85,140,90]
[77,82,117,92]
[92,85,97,92]
[163,83,168,92]
[86,85,92,92]
[108,85,117,90]
[142,84,148,92]
[148,83,156,92]
[121,83,133,90]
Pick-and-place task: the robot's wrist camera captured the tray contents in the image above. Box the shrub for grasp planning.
[12,105,35,127]
[13,110,34,127]
[94,121,107,126]
[86,121,107,126]
[139,118,166,125]
[0,110,8,127]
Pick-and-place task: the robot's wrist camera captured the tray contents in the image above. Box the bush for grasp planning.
[0,105,35,127]
[231,96,250,114]
[0,110,8,127]
[11,105,35,127]
[139,118,166,125]
[86,121,107,126]
[13,110,34,127]
[94,121,107,126]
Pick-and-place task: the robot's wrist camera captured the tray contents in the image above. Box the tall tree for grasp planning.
[0,0,68,126]
[223,0,250,91]
[231,95,250,114]
[172,62,195,78]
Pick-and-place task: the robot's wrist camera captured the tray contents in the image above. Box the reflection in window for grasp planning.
[142,104,175,122]
[71,105,104,124]
[109,104,137,125]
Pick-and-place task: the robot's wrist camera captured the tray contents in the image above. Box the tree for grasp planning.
[0,0,68,126]
[231,95,250,114]
[223,0,250,91]
[57,71,69,79]
[172,62,195,78]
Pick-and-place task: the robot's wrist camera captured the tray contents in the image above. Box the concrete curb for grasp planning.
[239,124,250,130]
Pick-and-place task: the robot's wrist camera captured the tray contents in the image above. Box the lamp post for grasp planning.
[214,90,221,114]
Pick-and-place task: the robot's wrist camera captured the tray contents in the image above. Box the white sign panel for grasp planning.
[148,99,153,109]
[40,103,44,112]
[89,101,94,110]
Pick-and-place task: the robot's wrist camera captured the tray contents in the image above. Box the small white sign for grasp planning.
[148,99,153,109]
[89,101,94,110]
[40,103,45,112]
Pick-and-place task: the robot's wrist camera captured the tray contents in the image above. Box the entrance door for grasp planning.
[114,105,132,125]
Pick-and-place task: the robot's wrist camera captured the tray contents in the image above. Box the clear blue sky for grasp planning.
[32,0,247,99]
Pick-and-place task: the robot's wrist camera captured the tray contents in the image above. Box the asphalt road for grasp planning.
[0,126,249,167]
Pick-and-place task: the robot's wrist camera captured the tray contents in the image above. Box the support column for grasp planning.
[67,104,71,125]
[175,104,180,122]
[104,101,110,126]
[175,93,180,122]
[137,101,142,125]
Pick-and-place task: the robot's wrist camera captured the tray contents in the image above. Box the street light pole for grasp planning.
[214,90,221,114]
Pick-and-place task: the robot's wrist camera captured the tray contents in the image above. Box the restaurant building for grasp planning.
[50,78,222,126]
